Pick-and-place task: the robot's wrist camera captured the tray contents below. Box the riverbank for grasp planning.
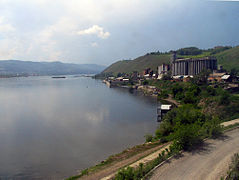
[67,142,166,180]
[68,119,239,180]
[103,79,162,99]
[102,80,181,107]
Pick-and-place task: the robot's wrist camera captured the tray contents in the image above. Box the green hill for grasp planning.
[215,46,239,71]
[101,54,171,76]
[98,46,239,77]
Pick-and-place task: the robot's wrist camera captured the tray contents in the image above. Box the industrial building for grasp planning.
[172,57,217,76]
[158,64,170,75]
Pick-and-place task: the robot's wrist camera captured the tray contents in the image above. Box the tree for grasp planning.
[172,124,202,150]
[230,68,239,78]
[192,69,211,85]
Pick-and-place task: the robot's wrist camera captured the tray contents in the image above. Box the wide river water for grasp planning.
[0,76,158,179]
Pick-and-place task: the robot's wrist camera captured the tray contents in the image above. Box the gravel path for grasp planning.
[221,118,239,127]
[150,128,239,180]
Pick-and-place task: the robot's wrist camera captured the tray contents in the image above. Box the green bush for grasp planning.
[158,90,169,99]
[142,80,149,85]
[172,124,203,150]
[201,117,223,138]
[114,167,134,180]
[144,134,153,142]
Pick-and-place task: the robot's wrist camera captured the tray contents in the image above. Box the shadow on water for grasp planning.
[109,86,157,105]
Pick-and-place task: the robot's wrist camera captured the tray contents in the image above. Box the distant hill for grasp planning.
[101,54,171,76]
[0,60,105,76]
[214,46,239,71]
[98,46,239,77]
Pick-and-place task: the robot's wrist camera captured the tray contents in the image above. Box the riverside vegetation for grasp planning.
[113,70,239,180]
[225,153,239,180]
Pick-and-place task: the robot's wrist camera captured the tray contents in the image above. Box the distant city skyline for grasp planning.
[0,0,238,65]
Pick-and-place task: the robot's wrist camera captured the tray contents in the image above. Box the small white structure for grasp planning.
[157,104,172,121]
[161,104,172,110]
[221,75,230,80]
[116,77,124,81]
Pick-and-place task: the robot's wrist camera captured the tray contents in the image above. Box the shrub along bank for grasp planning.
[226,153,239,180]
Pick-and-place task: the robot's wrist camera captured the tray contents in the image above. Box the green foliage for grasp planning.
[115,167,134,180]
[191,69,211,85]
[219,90,230,105]
[114,145,178,180]
[142,80,149,85]
[172,83,183,98]
[177,47,202,56]
[230,68,239,77]
[201,117,223,138]
[94,72,114,79]
[102,54,171,75]
[157,89,169,99]
[144,134,153,142]
[215,45,239,72]
[172,124,203,150]
[227,153,239,180]
[210,46,232,55]
[161,73,171,80]
[155,104,223,151]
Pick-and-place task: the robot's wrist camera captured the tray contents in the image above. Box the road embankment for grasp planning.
[150,126,239,180]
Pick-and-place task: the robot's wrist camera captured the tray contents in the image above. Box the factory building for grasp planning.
[172,57,217,76]
[158,64,170,75]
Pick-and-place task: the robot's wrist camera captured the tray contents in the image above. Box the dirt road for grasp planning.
[221,118,239,127]
[79,143,170,180]
[150,128,239,180]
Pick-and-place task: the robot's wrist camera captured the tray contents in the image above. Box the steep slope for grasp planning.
[102,54,171,75]
[215,46,239,71]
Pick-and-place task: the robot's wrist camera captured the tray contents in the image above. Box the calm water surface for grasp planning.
[0,76,158,179]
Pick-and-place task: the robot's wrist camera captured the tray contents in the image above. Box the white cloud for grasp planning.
[91,42,98,47]
[77,25,110,39]
[0,16,15,33]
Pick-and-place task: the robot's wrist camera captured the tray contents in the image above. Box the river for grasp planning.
[0,76,158,179]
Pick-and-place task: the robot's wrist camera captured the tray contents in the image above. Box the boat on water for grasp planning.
[52,76,66,79]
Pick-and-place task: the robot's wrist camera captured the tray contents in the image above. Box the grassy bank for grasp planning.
[224,152,239,180]
[67,142,163,180]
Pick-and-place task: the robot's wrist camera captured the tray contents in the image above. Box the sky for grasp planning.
[0,0,238,65]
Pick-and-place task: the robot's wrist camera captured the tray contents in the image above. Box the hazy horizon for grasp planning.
[0,0,239,66]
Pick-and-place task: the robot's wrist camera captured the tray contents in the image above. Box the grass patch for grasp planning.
[223,123,239,131]
[114,144,180,180]
[66,142,162,180]
[225,153,239,179]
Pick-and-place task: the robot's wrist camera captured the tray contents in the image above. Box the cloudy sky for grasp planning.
[0,0,238,65]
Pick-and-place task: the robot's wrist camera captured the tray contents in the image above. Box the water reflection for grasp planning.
[0,76,158,179]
